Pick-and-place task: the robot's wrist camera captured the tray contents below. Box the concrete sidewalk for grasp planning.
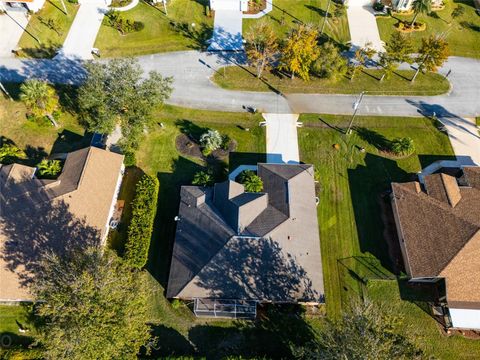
[263,113,300,164]
[57,0,107,60]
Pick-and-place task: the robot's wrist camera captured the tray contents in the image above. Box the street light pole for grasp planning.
[346,91,365,135]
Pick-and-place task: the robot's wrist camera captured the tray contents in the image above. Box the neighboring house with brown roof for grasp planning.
[391,166,480,330]
[167,163,324,317]
[0,146,124,302]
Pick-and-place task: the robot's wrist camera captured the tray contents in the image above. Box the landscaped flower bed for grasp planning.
[395,21,426,32]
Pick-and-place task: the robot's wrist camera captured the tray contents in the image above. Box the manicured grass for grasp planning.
[213,66,450,95]
[0,304,36,348]
[297,114,455,318]
[0,86,85,163]
[243,0,350,45]
[368,281,480,360]
[16,0,79,58]
[94,0,213,57]
[376,0,480,58]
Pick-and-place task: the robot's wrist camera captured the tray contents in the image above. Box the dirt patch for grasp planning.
[175,134,237,161]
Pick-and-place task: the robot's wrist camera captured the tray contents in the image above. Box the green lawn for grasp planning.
[297,114,455,317]
[376,0,480,58]
[0,304,36,349]
[0,84,86,164]
[368,281,480,359]
[213,66,450,95]
[16,0,79,58]
[94,0,213,58]
[243,0,350,45]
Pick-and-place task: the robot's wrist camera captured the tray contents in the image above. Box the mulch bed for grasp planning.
[243,0,267,14]
[175,134,237,161]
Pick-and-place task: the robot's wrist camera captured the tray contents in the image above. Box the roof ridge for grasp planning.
[401,180,479,228]
[176,235,236,297]
[75,147,94,190]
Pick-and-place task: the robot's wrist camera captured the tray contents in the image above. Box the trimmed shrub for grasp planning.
[192,170,214,186]
[199,129,222,155]
[124,174,159,268]
[239,170,263,192]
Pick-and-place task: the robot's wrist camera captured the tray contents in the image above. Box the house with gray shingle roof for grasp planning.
[167,163,324,316]
[391,166,480,330]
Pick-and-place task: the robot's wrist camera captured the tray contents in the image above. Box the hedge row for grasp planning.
[124,174,159,268]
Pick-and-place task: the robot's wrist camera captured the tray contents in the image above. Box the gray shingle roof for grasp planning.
[167,163,324,303]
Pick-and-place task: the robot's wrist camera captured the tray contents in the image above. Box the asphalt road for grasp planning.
[0,51,479,117]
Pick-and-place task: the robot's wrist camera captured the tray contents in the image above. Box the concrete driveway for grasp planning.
[441,117,480,165]
[346,0,384,52]
[57,0,107,60]
[208,10,244,51]
[0,10,29,57]
[263,113,300,164]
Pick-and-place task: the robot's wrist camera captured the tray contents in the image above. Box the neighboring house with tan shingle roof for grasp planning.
[0,146,124,302]
[391,166,480,330]
[167,163,324,317]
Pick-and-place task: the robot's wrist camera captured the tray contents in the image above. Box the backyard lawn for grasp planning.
[16,0,79,58]
[243,0,350,45]
[368,281,480,359]
[0,85,86,163]
[213,66,450,95]
[376,0,480,58]
[94,0,213,57]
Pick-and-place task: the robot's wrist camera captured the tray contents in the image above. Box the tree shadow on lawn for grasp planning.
[347,153,413,273]
[191,304,316,359]
[142,304,317,359]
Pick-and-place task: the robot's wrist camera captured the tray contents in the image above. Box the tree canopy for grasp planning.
[280,25,320,81]
[417,36,449,73]
[313,42,348,81]
[77,58,173,157]
[245,20,279,78]
[33,247,150,360]
[294,301,426,360]
[411,0,432,26]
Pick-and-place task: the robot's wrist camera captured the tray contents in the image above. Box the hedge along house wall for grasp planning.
[124,174,159,268]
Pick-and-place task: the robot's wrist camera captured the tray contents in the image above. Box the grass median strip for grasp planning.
[212,66,450,95]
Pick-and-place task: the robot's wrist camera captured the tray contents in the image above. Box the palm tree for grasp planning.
[239,170,264,192]
[37,159,62,177]
[20,80,58,120]
[390,137,415,156]
[411,0,432,28]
